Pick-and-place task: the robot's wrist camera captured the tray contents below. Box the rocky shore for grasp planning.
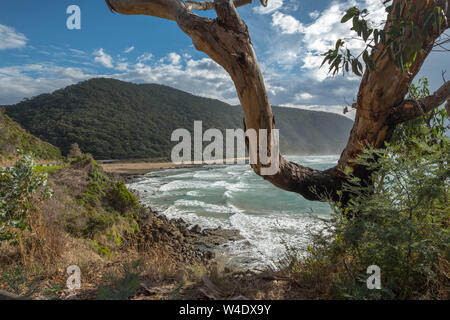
[126,190,243,267]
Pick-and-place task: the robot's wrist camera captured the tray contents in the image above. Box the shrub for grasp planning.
[0,154,52,245]
[67,143,82,159]
[79,164,109,208]
[285,78,449,300]
[108,181,139,214]
[328,138,449,299]
[96,260,142,300]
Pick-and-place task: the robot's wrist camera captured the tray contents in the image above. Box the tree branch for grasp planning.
[263,159,343,201]
[102,0,350,202]
[0,289,27,300]
[105,0,257,17]
[184,0,251,11]
[390,81,450,124]
[103,0,447,203]
[105,0,187,20]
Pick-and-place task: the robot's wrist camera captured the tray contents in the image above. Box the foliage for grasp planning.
[34,165,63,175]
[80,163,110,209]
[0,153,53,244]
[327,138,449,299]
[5,78,353,159]
[287,78,449,299]
[322,0,449,76]
[96,260,142,300]
[67,142,82,159]
[1,267,44,298]
[108,181,140,214]
[392,77,449,146]
[0,112,61,162]
[62,156,139,256]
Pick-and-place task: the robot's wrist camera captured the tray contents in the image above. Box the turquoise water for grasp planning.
[128,155,338,269]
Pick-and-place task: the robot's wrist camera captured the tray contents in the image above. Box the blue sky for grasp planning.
[0,0,448,117]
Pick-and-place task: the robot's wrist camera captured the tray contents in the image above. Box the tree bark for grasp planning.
[338,0,449,169]
[105,0,450,202]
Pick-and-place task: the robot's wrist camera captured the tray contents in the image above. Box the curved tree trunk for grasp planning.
[105,0,450,202]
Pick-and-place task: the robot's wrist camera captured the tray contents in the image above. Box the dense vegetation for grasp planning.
[0,153,140,260]
[0,153,151,299]
[281,79,449,300]
[4,78,353,159]
[0,111,62,163]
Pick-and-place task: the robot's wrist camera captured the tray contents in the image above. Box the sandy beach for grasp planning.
[101,161,198,175]
[101,158,249,176]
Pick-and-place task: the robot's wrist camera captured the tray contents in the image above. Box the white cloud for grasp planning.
[137,53,153,63]
[295,92,313,100]
[124,46,134,54]
[0,64,92,105]
[120,53,236,103]
[53,66,90,80]
[0,51,237,106]
[93,48,114,68]
[0,1,391,116]
[276,0,389,81]
[115,62,129,71]
[309,10,320,20]
[251,0,388,80]
[0,24,27,50]
[168,52,181,65]
[271,12,304,34]
[69,48,86,56]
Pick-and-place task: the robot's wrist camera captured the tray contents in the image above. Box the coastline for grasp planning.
[127,185,245,270]
[101,161,200,176]
[101,157,250,177]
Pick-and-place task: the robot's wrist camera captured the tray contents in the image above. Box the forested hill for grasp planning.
[4,78,353,160]
[0,110,62,163]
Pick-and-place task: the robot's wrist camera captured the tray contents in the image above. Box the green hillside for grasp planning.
[0,110,62,162]
[4,78,353,160]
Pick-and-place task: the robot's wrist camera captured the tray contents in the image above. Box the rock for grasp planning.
[123,203,243,266]
[190,224,202,234]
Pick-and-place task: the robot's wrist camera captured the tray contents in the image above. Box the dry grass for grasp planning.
[1,156,338,300]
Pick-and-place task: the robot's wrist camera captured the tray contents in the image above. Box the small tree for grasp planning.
[67,143,83,159]
[0,154,52,259]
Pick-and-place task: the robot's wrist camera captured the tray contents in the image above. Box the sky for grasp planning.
[0,0,448,117]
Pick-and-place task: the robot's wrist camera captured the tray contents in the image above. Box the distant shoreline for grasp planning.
[101,157,250,176]
[101,161,199,176]
[100,155,342,177]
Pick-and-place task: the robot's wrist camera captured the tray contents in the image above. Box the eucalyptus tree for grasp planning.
[104,0,450,202]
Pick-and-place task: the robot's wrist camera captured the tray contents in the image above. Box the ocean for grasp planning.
[127,155,338,269]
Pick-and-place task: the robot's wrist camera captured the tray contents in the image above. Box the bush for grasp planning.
[108,181,139,214]
[67,143,82,159]
[285,78,449,300]
[328,139,449,299]
[0,154,52,245]
[96,260,142,300]
[62,157,139,257]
